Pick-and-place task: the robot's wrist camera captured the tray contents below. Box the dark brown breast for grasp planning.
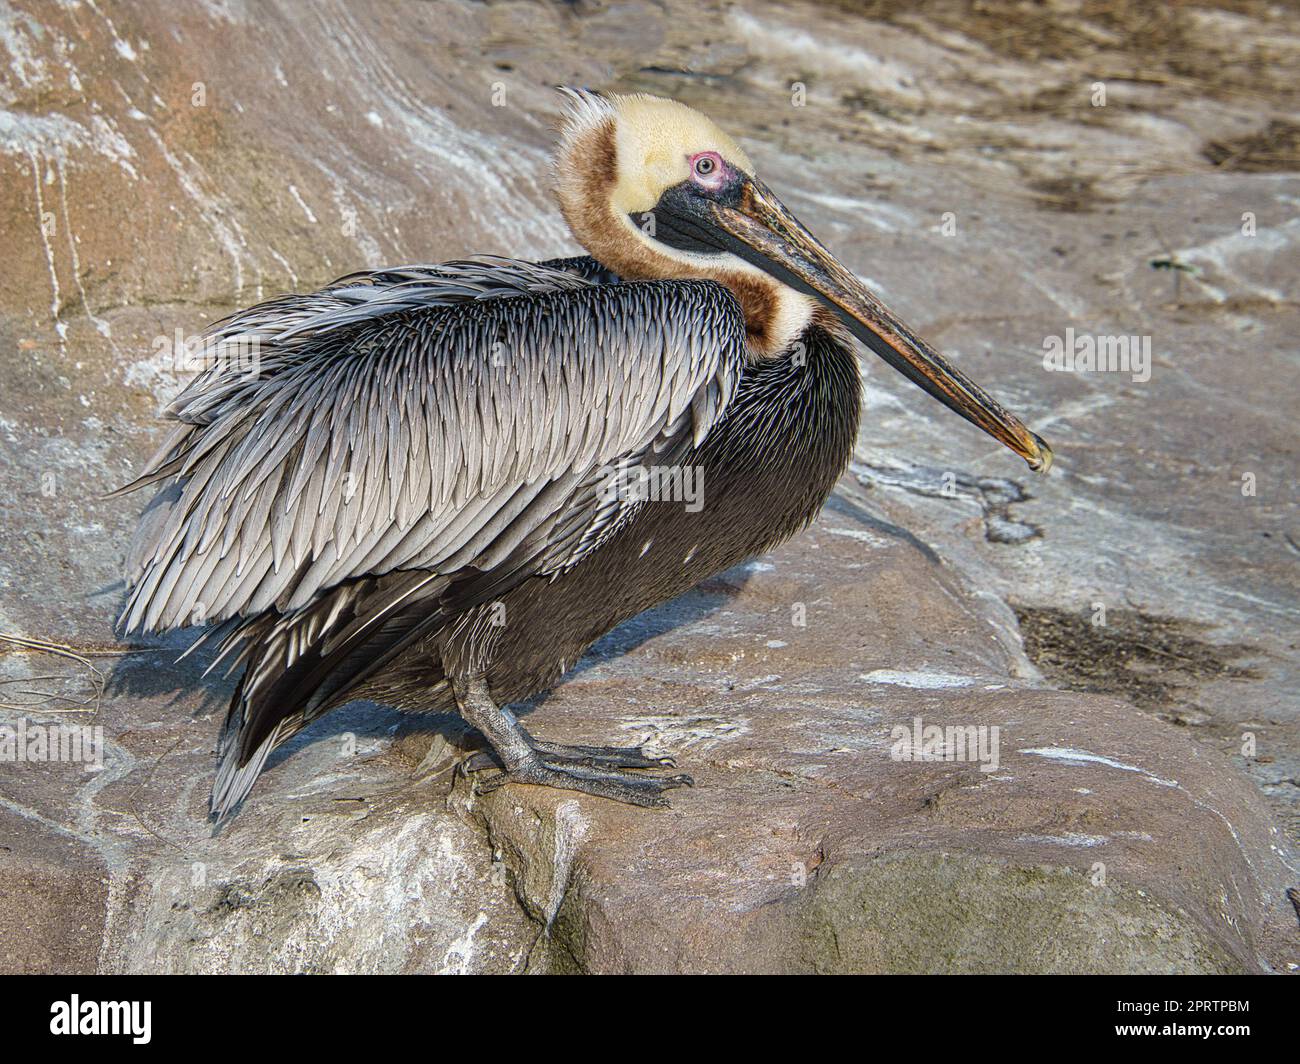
[470,321,863,704]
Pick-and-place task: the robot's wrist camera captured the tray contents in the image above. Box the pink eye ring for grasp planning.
[690,151,725,186]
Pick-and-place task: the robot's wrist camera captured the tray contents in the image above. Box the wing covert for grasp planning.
[117,259,746,633]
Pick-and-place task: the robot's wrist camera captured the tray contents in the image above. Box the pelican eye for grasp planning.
[690,151,725,188]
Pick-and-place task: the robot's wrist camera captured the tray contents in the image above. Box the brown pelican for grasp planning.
[114,91,1051,823]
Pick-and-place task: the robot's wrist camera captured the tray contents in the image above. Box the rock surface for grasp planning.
[0,0,1296,972]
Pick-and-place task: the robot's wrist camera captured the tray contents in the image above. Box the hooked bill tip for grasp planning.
[1026,432,1054,474]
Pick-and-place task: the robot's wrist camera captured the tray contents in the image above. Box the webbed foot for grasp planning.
[451,676,690,808]
[467,754,692,808]
[461,740,674,773]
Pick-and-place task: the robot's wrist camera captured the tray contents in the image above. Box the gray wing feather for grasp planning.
[117,257,744,634]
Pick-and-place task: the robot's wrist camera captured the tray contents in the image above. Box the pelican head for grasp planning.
[554,90,1051,472]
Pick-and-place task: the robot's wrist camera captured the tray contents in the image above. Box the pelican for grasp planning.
[114,91,1051,822]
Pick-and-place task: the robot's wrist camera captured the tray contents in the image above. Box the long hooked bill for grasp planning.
[707,177,1053,472]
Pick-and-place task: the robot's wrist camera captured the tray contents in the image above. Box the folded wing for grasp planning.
[116,258,746,636]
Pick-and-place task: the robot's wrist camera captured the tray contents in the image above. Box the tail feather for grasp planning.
[201,538,547,824]
[203,570,454,823]
[210,715,286,825]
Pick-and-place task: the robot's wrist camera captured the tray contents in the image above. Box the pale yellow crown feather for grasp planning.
[557,90,754,215]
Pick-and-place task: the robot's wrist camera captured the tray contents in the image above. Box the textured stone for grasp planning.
[0,810,109,974]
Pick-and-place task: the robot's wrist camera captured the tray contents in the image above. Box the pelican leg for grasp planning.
[453,677,692,807]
